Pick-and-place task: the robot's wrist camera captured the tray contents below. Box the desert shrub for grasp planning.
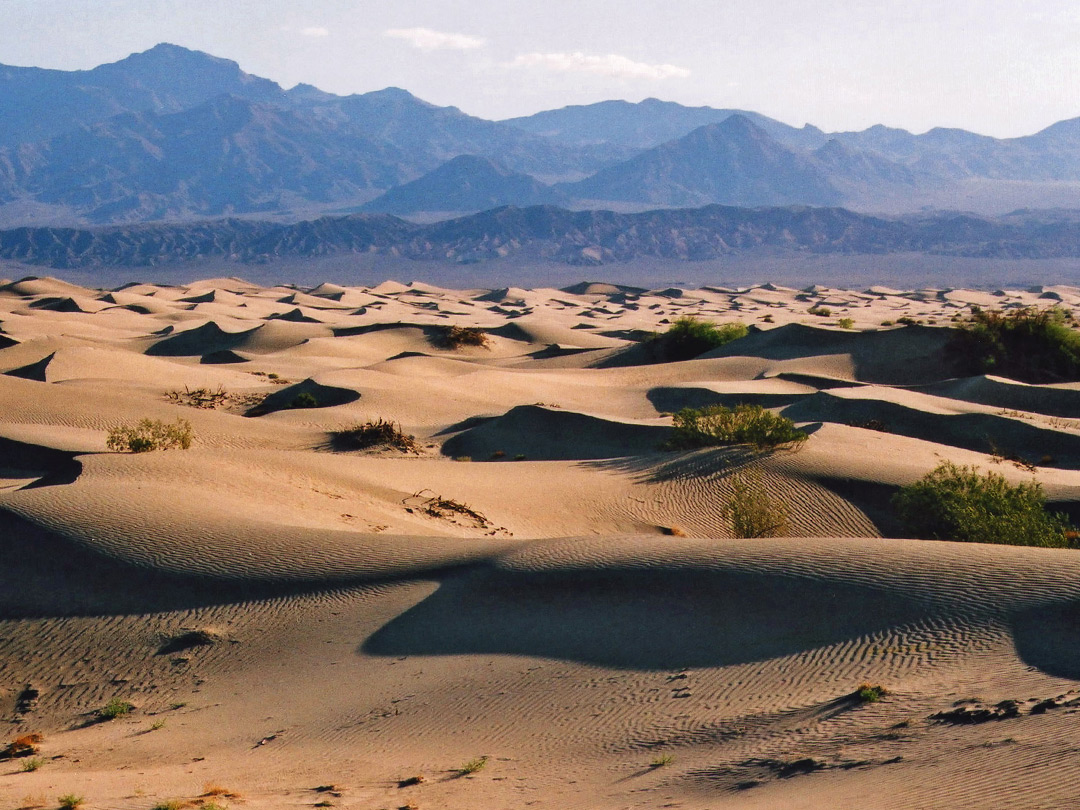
[58,795,84,809]
[456,756,488,776]
[106,418,192,453]
[653,316,748,361]
[439,325,489,349]
[21,756,44,772]
[152,802,184,810]
[331,419,419,453]
[289,392,319,409]
[667,404,808,452]
[896,316,919,325]
[808,305,832,317]
[880,320,895,326]
[892,461,1072,547]
[650,754,675,768]
[856,683,887,703]
[1,732,42,760]
[722,473,789,538]
[948,306,1080,383]
[97,698,134,720]
[837,317,854,329]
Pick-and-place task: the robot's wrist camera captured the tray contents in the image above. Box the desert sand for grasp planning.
[3,275,1080,810]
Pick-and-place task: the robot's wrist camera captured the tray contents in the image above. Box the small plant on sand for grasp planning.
[650,754,675,768]
[106,418,193,453]
[1,733,42,760]
[722,472,790,538]
[57,795,83,810]
[948,306,1080,383]
[856,683,888,703]
[21,757,44,772]
[151,801,185,810]
[97,698,134,721]
[892,461,1073,548]
[438,325,490,349]
[808,305,832,317]
[652,316,748,361]
[837,317,854,329]
[149,719,166,731]
[202,784,241,800]
[330,419,419,453]
[201,804,227,810]
[666,404,807,452]
[289,392,319,409]
[165,386,229,410]
[455,756,488,776]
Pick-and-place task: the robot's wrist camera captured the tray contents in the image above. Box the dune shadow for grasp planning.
[362,563,936,671]
[1011,601,1080,681]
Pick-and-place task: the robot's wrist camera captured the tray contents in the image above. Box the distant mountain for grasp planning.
[562,116,843,207]
[362,155,567,214]
[503,97,827,151]
[4,43,1080,226]
[5,204,1080,271]
[0,43,284,147]
[1,94,409,222]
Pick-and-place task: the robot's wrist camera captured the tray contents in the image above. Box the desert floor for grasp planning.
[3,276,1080,810]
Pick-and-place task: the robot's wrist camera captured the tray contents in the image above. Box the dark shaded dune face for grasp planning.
[0,435,82,486]
[441,404,670,460]
[249,377,361,414]
[1012,601,1080,680]
[145,321,258,357]
[708,324,956,384]
[647,385,809,412]
[364,563,942,670]
[916,375,1080,418]
[782,392,1080,468]
[3,351,54,381]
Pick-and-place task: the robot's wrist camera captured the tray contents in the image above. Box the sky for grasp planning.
[1,0,1079,137]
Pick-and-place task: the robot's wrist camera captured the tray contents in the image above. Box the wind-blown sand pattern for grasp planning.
[3,276,1080,809]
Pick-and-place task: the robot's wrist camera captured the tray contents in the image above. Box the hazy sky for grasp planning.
[2,0,1079,137]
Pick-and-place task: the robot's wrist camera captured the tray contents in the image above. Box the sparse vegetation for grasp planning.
[892,461,1073,548]
[650,754,675,768]
[666,404,808,452]
[289,392,319,409]
[455,756,488,776]
[439,325,490,349]
[106,418,193,453]
[837,317,854,329]
[856,683,888,703]
[722,472,790,538]
[948,306,1080,383]
[151,801,184,810]
[1,733,42,760]
[97,698,134,721]
[149,719,166,731]
[808,305,832,317]
[57,795,83,810]
[880,320,895,326]
[652,316,748,361]
[330,419,419,453]
[20,757,44,772]
[165,386,229,409]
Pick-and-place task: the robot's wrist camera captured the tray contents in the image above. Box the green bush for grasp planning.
[892,461,1073,547]
[58,795,83,809]
[948,306,1080,383]
[654,316,747,361]
[290,392,319,409]
[106,418,193,453]
[722,472,789,538]
[837,317,854,329]
[808,305,832,317]
[856,683,887,703]
[667,404,808,452]
[97,698,134,720]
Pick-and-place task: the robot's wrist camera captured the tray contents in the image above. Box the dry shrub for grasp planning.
[331,418,419,453]
[439,325,489,349]
[106,418,193,453]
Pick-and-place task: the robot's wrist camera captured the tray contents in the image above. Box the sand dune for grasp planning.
[3,276,1080,810]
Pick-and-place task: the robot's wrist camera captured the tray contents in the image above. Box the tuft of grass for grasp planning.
[151,801,185,810]
[202,784,241,800]
[808,305,832,317]
[948,306,1080,383]
[722,472,790,539]
[856,683,888,703]
[149,719,166,731]
[666,404,807,452]
[892,461,1073,548]
[837,317,854,329]
[202,804,227,810]
[439,325,490,349]
[57,795,83,810]
[455,756,488,776]
[651,316,748,361]
[106,418,192,453]
[650,754,675,768]
[330,419,419,453]
[20,757,44,772]
[97,698,134,721]
[880,320,895,326]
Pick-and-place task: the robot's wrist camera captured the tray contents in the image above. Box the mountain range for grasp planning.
[3,43,1080,228]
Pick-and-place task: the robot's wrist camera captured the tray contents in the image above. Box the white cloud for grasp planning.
[510,52,690,80]
[384,27,486,51]
[301,27,330,38]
